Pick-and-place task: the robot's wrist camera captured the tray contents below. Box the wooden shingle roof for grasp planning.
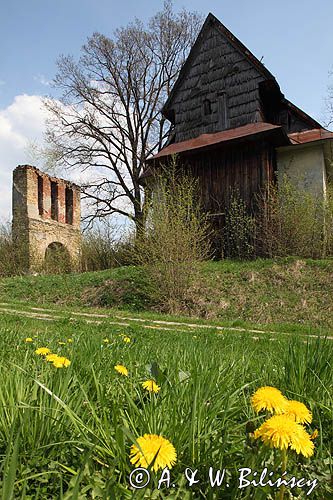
[162,13,278,120]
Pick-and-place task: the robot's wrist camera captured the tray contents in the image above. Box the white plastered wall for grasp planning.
[276,142,327,198]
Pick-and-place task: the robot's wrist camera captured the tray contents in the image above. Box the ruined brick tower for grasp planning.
[12,165,81,272]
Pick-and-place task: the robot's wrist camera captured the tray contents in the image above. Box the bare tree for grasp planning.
[324,69,333,128]
[45,1,203,232]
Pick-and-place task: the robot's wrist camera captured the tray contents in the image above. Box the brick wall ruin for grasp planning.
[12,165,81,272]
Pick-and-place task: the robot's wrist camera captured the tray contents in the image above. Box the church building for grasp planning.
[142,13,333,232]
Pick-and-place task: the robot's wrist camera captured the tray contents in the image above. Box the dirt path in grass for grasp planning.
[0,302,332,341]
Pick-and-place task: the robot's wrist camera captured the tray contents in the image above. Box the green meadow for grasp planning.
[0,296,332,498]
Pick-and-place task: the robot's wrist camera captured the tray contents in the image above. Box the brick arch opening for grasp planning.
[44,242,71,273]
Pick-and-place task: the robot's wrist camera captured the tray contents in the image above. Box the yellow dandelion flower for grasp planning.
[254,414,314,458]
[114,364,128,376]
[45,353,59,362]
[123,336,131,343]
[130,434,177,472]
[53,360,64,368]
[67,338,73,343]
[24,337,33,343]
[310,429,319,440]
[289,426,314,457]
[58,356,71,367]
[142,379,161,394]
[53,356,71,368]
[251,386,287,414]
[283,400,312,424]
[103,338,109,343]
[35,347,51,356]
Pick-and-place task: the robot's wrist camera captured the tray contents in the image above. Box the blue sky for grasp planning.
[1,0,333,116]
[0,0,333,219]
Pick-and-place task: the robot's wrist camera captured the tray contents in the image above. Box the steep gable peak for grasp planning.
[163,12,278,120]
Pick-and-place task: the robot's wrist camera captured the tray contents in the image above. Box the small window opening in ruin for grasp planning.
[65,187,74,224]
[203,99,212,116]
[37,175,43,217]
[51,181,59,221]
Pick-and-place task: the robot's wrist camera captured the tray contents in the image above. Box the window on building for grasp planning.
[37,175,43,217]
[51,181,58,221]
[203,99,212,116]
[65,187,73,224]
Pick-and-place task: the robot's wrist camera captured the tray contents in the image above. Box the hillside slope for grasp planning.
[0,257,332,329]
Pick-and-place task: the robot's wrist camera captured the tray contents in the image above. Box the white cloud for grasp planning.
[0,94,49,221]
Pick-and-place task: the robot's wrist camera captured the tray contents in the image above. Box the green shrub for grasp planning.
[219,179,333,260]
[256,178,333,258]
[0,222,26,277]
[81,222,135,271]
[134,159,211,313]
[223,190,255,259]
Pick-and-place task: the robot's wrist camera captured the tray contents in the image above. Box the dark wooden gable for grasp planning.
[163,13,321,144]
[163,13,277,143]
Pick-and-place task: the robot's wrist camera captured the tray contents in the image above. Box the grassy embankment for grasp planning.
[0,257,332,333]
